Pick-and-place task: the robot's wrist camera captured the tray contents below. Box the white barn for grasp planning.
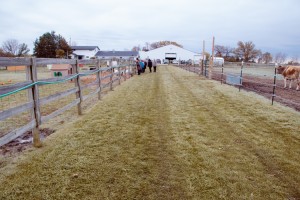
[139,44,201,64]
[70,46,100,60]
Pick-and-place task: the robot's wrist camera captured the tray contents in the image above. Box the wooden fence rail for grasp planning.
[0,57,136,147]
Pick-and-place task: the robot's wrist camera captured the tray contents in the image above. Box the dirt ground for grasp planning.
[0,128,55,156]
[211,73,300,112]
[182,66,300,112]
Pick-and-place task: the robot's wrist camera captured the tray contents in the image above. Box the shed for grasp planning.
[50,64,73,77]
[7,66,26,71]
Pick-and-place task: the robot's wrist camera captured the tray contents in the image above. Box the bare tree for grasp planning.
[131,45,141,51]
[1,39,30,57]
[261,52,273,64]
[288,55,299,65]
[150,41,183,50]
[274,52,287,64]
[17,43,30,57]
[144,42,150,51]
[214,45,225,57]
[234,41,261,62]
[2,39,19,55]
[0,48,14,57]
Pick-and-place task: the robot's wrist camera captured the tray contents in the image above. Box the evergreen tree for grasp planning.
[34,31,72,58]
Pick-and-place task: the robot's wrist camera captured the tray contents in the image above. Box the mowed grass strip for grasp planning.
[0,66,299,200]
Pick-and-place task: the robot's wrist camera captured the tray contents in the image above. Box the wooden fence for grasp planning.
[0,57,136,147]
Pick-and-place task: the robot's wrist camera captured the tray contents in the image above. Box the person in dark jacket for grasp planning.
[136,58,141,75]
[148,59,153,72]
[143,60,147,73]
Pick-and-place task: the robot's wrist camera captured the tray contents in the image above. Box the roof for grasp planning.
[146,44,199,54]
[71,46,99,51]
[95,51,139,57]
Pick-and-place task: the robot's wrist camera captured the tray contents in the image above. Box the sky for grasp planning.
[0,0,299,58]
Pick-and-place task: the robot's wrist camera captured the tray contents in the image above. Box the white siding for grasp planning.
[139,45,201,63]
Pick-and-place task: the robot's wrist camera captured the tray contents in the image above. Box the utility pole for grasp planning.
[209,36,215,79]
[202,40,205,75]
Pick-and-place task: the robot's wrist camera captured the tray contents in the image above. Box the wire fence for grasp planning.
[175,62,300,111]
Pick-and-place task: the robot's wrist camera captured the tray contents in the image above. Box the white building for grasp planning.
[70,46,100,59]
[139,44,201,64]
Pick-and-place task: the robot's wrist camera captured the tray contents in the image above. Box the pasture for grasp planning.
[0,66,299,199]
[181,63,300,111]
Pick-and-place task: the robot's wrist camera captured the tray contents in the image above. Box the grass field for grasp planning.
[0,66,299,199]
[0,67,107,137]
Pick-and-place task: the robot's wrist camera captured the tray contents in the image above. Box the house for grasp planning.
[70,46,100,59]
[95,51,139,60]
[50,64,73,77]
[139,44,201,64]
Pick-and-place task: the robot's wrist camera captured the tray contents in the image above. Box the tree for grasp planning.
[149,41,183,50]
[214,45,235,61]
[273,52,287,64]
[144,42,150,51]
[203,52,210,60]
[17,43,30,57]
[234,41,261,62]
[0,48,14,57]
[261,52,273,64]
[55,49,65,58]
[34,31,72,58]
[288,55,299,65]
[1,39,30,57]
[131,45,141,51]
[214,45,225,57]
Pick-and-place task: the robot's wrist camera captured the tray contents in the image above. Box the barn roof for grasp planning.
[95,51,139,57]
[71,46,99,51]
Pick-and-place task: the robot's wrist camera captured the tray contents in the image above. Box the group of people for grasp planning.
[136,58,157,75]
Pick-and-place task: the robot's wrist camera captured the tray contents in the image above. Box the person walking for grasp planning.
[136,58,141,75]
[153,59,157,72]
[143,60,147,73]
[139,60,145,73]
[148,59,153,72]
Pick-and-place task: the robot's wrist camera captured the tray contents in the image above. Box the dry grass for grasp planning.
[0,66,299,199]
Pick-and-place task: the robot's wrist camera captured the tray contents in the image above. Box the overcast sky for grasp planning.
[0,0,299,57]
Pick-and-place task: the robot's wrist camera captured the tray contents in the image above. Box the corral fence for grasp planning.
[0,57,137,147]
[176,61,300,111]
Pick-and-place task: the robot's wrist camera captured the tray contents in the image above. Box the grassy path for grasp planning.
[0,66,299,199]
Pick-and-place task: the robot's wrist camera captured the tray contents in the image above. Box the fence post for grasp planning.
[239,61,244,92]
[29,58,42,147]
[118,65,121,85]
[204,60,207,77]
[96,59,101,100]
[201,60,204,76]
[221,64,224,84]
[124,66,127,81]
[110,60,113,91]
[272,64,277,105]
[74,59,82,115]
[209,36,215,79]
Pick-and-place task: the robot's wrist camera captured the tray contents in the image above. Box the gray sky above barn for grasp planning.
[0,0,299,57]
